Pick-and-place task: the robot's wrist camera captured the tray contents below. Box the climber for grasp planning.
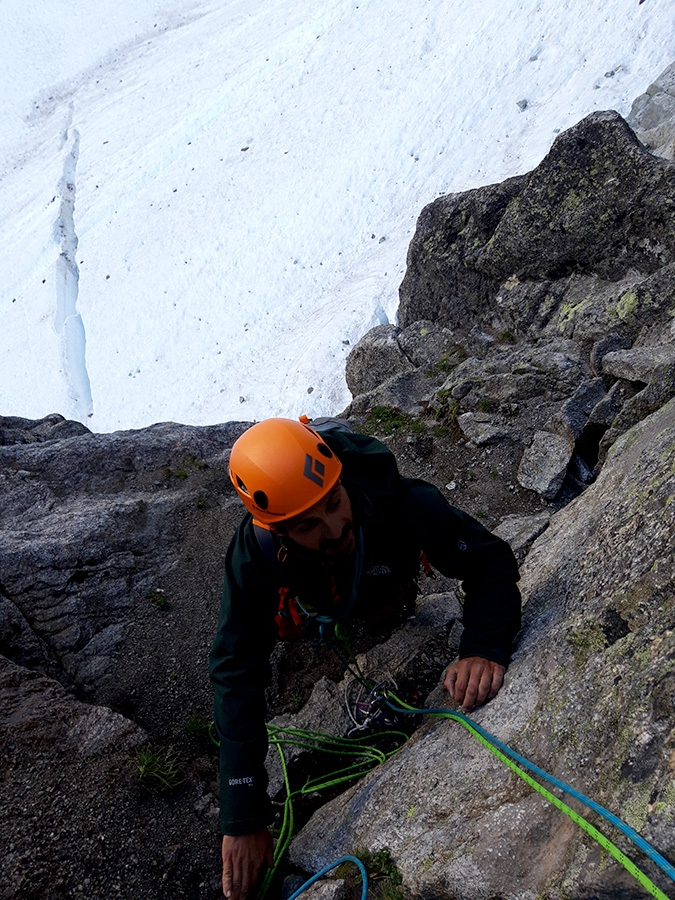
[210,417,521,900]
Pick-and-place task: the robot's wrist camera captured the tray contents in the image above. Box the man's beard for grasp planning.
[319,522,355,561]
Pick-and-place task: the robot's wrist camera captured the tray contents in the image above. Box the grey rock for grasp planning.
[400,111,675,352]
[0,413,90,446]
[492,269,671,351]
[399,175,528,330]
[457,413,509,446]
[347,368,445,418]
[601,344,675,382]
[549,377,607,447]
[477,111,675,283]
[432,339,585,409]
[295,880,348,900]
[517,431,573,499]
[466,325,496,358]
[569,452,594,484]
[282,876,307,900]
[345,325,414,397]
[0,655,146,756]
[397,320,459,369]
[0,418,249,690]
[588,379,641,428]
[599,361,675,462]
[627,60,675,159]
[289,399,675,900]
[590,332,632,376]
[0,590,53,671]
[493,512,551,557]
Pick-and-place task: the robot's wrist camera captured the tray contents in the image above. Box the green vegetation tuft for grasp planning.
[184,712,210,737]
[288,689,305,710]
[424,345,467,378]
[136,744,182,792]
[363,406,427,436]
[356,847,402,882]
[478,397,496,413]
[146,588,169,610]
[433,390,461,438]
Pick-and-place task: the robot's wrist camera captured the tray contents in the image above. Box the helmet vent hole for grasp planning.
[317,443,333,458]
[236,476,250,496]
[253,490,269,509]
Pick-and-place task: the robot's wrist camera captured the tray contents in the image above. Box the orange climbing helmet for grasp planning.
[229,418,342,527]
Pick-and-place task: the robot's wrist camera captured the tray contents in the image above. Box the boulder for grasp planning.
[493,512,551,560]
[517,431,573,499]
[398,175,527,330]
[457,413,510,446]
[432,339,585,408]
[599,361,675,462]
[602,344,675,382]
[347,368,445,417]
[628,60,675,160]
[0,413,90,446]
[289,399,675,900]
[0,655,146,756]
[400,111,675,353]
[345,325,414,397]
[588,379,640,428]
[589,332,632,376]
[548,377,607,447]
[477,111,675,283]
[396,320,459,370]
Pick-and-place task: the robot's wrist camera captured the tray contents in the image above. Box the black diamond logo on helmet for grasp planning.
[303,454,325,487]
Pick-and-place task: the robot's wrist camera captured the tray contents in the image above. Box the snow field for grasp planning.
[1,0,674,430]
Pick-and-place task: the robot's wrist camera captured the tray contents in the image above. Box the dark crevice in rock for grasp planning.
[575,421,609,471]
[600,608,630,646]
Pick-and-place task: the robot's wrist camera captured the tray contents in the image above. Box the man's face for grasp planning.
[280,482,355,560]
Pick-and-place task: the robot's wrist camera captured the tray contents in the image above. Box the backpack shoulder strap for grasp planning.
[253,522,284,571]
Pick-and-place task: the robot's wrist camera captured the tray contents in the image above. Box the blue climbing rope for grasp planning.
[286,855,368,900]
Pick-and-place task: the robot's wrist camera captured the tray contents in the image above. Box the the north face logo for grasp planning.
[303,454,325,487]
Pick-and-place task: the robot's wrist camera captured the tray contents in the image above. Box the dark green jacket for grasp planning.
[209,430,520,835]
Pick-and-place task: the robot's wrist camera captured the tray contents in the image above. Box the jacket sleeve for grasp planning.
[209,520,279,835]
[400,478,521,667]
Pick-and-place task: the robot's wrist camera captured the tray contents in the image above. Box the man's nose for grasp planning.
[323,514,344,541]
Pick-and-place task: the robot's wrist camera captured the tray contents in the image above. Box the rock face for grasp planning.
[347,105,675,502]
[0,417,247,692]
[399,111,675,332]
[0,416,253,899]
[289,399,675,900]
